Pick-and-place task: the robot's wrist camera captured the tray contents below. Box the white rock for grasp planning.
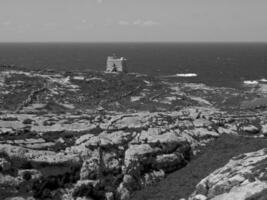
[116,183,130,200]
[240,125,260,134]
[190,148,267,200]
[193,194,207,200]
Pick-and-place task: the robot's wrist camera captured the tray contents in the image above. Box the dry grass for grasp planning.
[131,135,267,200]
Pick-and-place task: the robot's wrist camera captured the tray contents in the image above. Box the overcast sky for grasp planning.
[0,0,267,42]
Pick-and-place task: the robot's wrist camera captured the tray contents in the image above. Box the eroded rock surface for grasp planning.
[190,149,267,200]
[1,67,267,200]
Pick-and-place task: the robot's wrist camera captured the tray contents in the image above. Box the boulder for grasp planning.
[22,118,34,125]
[136,129,188,153]
[240,125,260,134]
[190,128,219,140]
[154,153,184,172]
[124,144,160,168]
[217,124,237,135]
[192,194,207,200]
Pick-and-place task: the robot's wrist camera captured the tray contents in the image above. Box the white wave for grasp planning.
[243,80,259,85]
[176,73,198,77]
[260,78,267,82]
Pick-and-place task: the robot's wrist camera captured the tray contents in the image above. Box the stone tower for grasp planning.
[106,55,127,73]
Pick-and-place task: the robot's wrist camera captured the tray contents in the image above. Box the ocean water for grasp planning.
[1,42,267,88]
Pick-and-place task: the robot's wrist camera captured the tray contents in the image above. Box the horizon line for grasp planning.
[1,41,267,44]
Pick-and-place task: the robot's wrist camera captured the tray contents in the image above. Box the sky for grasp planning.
[0,0,267,42]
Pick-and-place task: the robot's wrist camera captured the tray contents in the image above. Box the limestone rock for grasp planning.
[0,144,80,165]
[3,197,35,200]
[75,134,95,145]
[134,128,189,153]
[72,180,99,199]
[140,170,165,188]
[193,119,212,128]
[0,173,21,187]
[103,152,120,173]
[18,169,42,181]
[0,157,11,171]
[208,181,267,200]
[0,144,81,177]
[123,174,135,187]
[217,124,237,135]
[192,194,207,200]
[240,125,260,134]
[154,153,184,172]
[190,148,267,200]
[122,174,140,192]
[190,128,219,140]
[80,157,100,180]
[105,192,114,200]
[124,144,160,168]
[2,68,261,200]
[0,127,14,134]
[116,183,130,200]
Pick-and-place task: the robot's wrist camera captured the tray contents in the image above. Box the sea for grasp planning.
[1,42,267,88]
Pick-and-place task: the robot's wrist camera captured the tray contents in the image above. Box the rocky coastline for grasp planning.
[1,66,267,200]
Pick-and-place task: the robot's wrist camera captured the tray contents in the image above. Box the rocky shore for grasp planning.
[1,66,267,200]
[190,148,267,200]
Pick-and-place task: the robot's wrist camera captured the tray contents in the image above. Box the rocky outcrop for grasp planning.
[2,68,267,200]
[0,109,220,199]
[0,144,81,168]
[190,148,267,200]
[2,106,264,200]
[239,124,260,135]
[0,106,252,200]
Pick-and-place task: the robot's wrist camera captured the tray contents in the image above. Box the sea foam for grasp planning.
[176,73,198,77]
[260,78,267,82]
[243,80,259,85]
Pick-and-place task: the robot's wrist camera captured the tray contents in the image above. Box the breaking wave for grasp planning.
[260,78,267,83]
[176,73,198,77]
[243,78,267,85]
[243,80,259,85]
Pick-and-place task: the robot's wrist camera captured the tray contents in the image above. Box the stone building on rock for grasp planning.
[106,55,127,73]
